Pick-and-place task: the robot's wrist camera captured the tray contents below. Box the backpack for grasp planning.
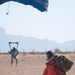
[57,55,74,73]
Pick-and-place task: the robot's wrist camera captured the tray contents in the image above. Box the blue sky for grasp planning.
[0,0,75,43]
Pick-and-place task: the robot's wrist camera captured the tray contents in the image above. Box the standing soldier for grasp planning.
[9,47,19,66]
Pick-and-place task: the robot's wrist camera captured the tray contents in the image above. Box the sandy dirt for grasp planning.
[0,53,75,75]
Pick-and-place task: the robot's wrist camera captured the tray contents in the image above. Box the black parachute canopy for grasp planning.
[0,0,49,12]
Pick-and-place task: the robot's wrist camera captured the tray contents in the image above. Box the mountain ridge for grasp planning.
[0,27,75,52]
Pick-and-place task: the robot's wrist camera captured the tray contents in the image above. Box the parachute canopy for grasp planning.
[0,0,49,12]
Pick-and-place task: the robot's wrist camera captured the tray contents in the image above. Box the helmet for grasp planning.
[13,47,15,50]
[46,51,53,59]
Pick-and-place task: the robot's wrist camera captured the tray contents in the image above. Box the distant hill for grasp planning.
[0,27,75,52]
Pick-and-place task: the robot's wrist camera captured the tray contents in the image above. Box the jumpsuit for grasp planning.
[42,57,65,75]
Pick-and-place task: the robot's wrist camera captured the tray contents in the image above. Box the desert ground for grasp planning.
[0,53,75,75]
